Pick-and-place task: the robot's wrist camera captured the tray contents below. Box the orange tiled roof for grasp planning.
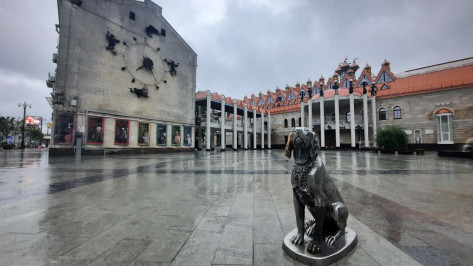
[377,64,473,99]
[196,58,473,114]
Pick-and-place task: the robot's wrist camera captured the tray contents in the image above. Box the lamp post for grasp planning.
[18,102,31,149]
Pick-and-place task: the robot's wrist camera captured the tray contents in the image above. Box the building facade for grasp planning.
[48,0,197,155]
[200,58,473,150]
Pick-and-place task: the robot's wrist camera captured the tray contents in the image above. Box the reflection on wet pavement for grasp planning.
[0,149,472,265]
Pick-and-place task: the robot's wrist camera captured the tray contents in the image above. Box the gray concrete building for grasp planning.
[48,0,197,155]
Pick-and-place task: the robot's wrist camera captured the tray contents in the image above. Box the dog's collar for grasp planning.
[293,159,315,173]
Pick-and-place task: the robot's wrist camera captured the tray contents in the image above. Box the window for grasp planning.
[328,83,333,89]
[251,100,255,106]
[267,97,274,104]
[379,108,386,120]
[414,129,422,144]
[346,112,351,123]
[381,84,389,90]
[291,118,296,127]
[287,92,295,100]
[393,106,401,119]
[129,11,135,21]
[357,75,371,87]
[284,119,288,128]
[342,79,349,88]
[298,117,301,127]
[277,94,283,102]
[377,71,394,83]
[258,98,265,105]
[436,111,453,144]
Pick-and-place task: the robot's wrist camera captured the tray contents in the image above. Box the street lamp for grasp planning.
[18,102,31,149]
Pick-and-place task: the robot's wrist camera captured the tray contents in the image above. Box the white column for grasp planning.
[244,104,248,150]
[261,111,265,149]
[349,93,355,148]
[308,98,313,131]
[233,103,237,150]
[320,97,325,147]
[363,93,369,148]
[221,96,225,150]
[206,92,211,150]
[371,96,377,147]
[253,109,257,149]
[335,94,340,147]
[301,101,305,127]
[268,112,271,148]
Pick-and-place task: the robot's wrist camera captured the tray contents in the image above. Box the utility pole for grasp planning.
[18,102,31,149]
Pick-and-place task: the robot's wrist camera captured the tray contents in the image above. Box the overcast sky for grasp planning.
[1,0,472,128]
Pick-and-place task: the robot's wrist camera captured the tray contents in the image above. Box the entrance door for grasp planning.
[325,130,336,149]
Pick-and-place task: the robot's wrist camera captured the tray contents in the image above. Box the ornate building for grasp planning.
[48,0,197,155]
[198,57,473,150]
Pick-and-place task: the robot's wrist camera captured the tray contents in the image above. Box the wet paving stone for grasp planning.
[0,149,472,265]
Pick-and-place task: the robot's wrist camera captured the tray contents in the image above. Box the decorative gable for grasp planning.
[377,71,394,83]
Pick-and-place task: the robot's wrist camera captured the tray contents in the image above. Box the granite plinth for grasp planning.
[282,227,357,266]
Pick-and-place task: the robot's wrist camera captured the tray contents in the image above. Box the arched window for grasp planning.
[393,106,401,119]
[298,117,302,127]
[346,112,351,123]
[379,108,386,120]
[284,119,288,128]
[291,118,296,127]
[436,109,453,144]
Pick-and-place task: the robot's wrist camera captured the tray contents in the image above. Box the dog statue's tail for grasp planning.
[285,132,292,159]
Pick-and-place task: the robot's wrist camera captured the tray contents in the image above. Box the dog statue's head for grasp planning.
[285,127,320,164]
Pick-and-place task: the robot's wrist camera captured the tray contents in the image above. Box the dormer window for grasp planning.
[377,71,394,83]
[287,92,295,100]
[258,98,264,105]
[277,94,283,102]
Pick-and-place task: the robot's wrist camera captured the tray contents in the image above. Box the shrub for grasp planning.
[375,126,408,150]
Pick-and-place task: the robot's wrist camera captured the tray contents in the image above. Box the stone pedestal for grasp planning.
[282,227,357,266]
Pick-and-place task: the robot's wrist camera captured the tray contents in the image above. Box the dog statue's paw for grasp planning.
[291,233,304,245]
[306,224,316,237]
[325,235,337,246]
[307,241,321,254]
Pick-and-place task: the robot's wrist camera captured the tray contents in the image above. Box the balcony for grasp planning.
[52,53,58,63]
[46,73,56,88]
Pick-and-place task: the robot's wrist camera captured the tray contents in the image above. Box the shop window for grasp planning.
[379,108,386,120]
[393,106,402,119]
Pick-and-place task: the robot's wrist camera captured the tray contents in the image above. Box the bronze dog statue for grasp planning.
[285,128,348,254]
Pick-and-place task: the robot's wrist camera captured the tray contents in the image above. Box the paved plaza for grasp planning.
[0,149,472,265]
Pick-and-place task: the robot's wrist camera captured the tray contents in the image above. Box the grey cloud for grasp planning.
[1,0,472,124]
